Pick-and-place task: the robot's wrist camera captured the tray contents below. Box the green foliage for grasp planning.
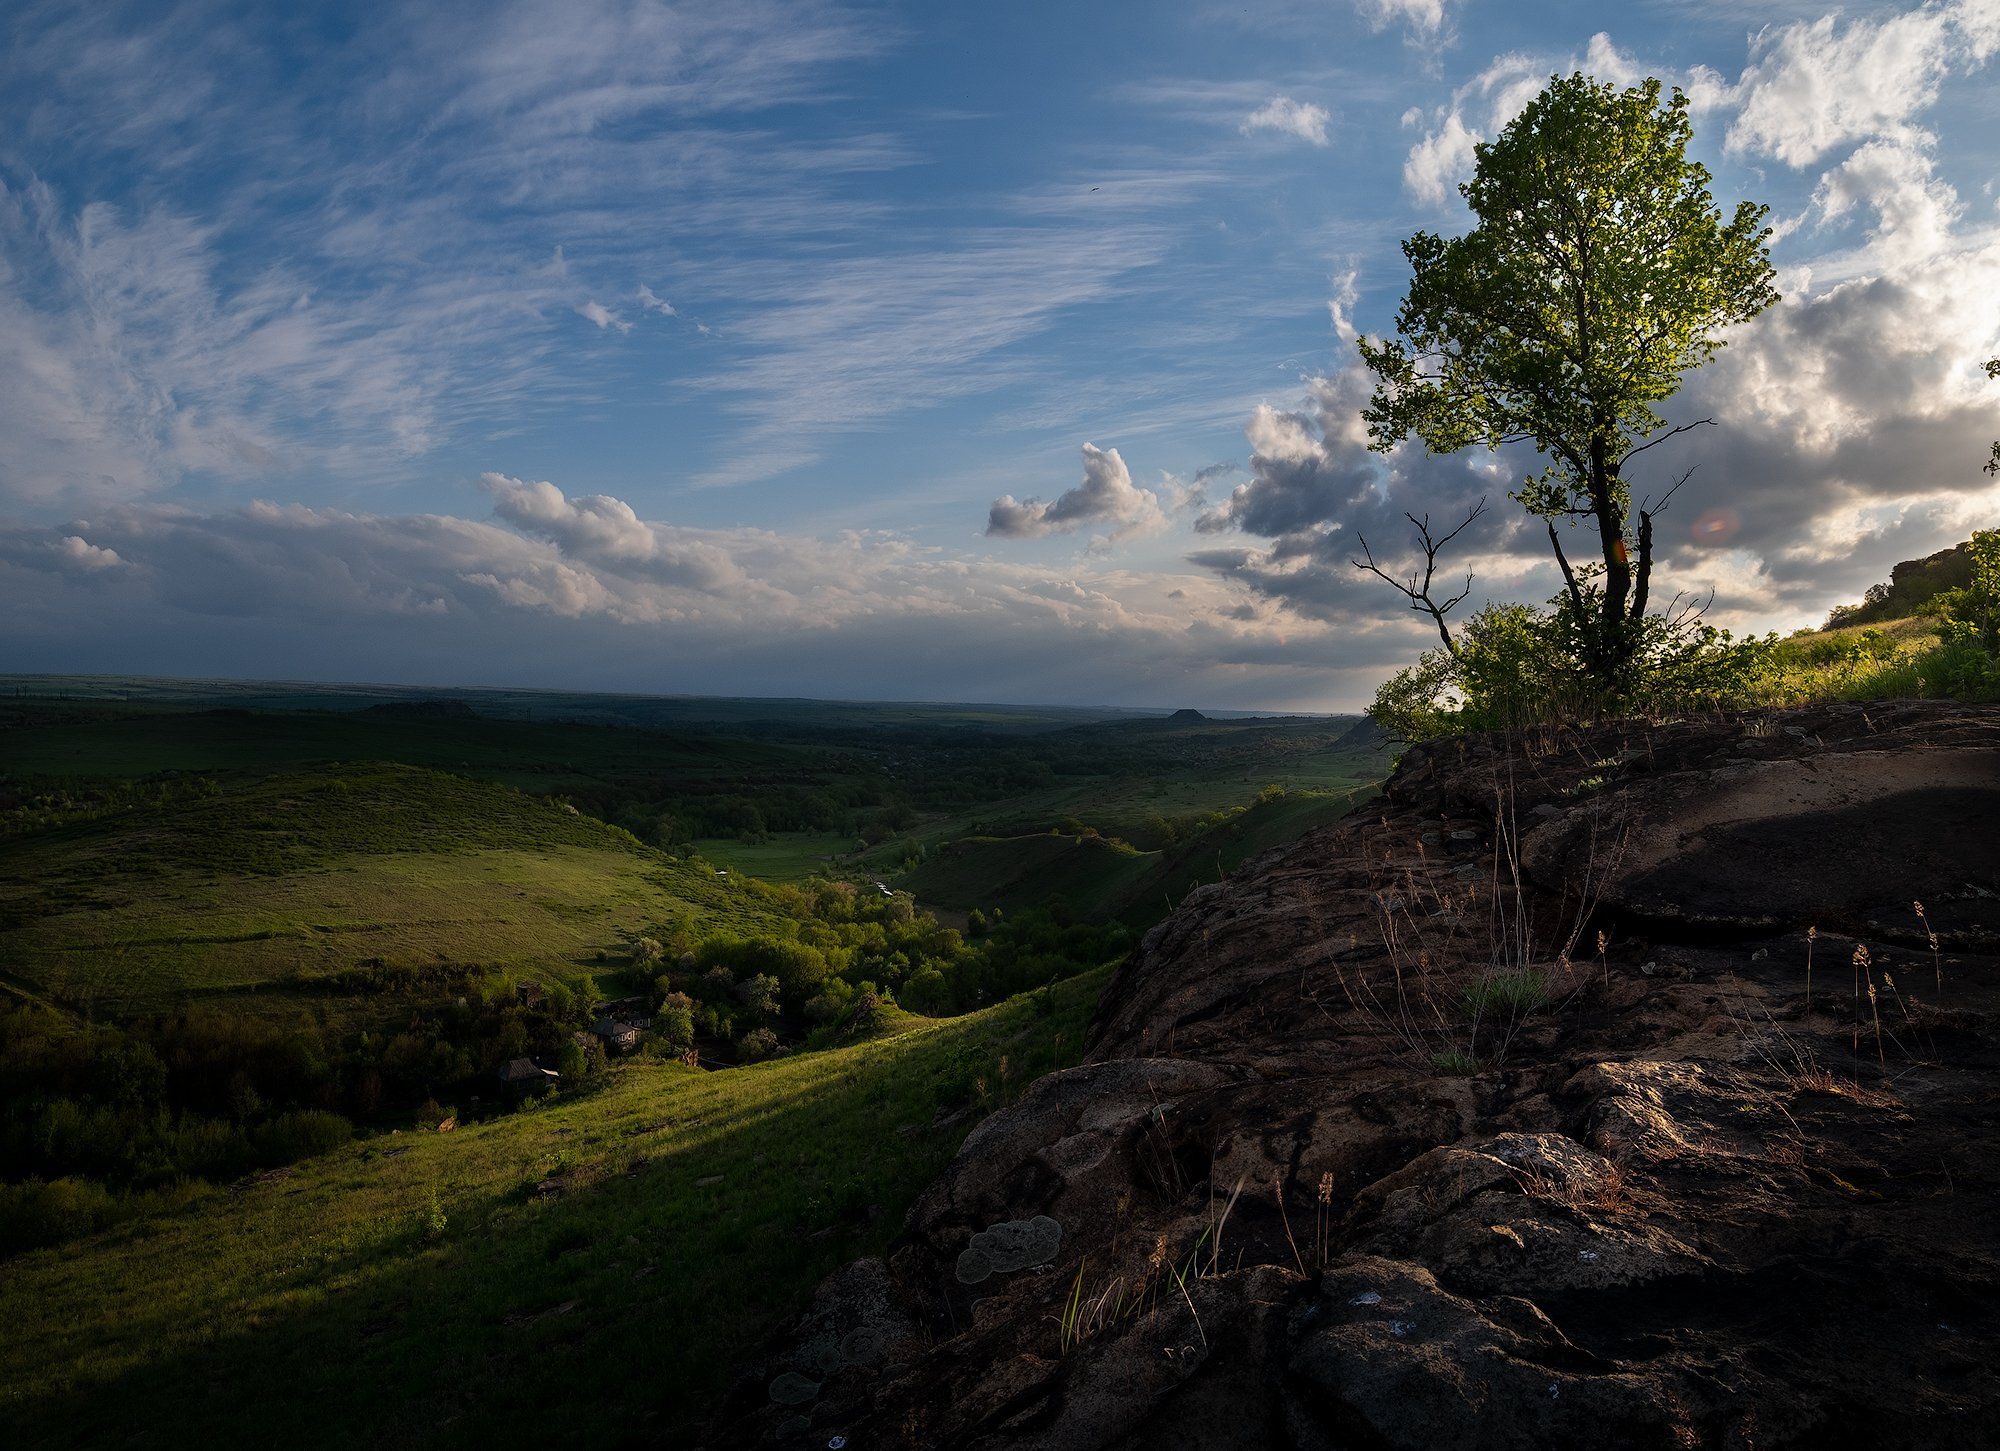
[1823,539,1980,629]
[1987,357,1999,476]
[1369,593,1771,739]
[0,969,1106,1448]
[0,964,609,1255]
[1361,72,1777,675]
[1464,968,1558,1020]
[1741,534,2000,708]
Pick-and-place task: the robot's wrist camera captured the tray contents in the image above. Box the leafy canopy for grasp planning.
[1987,358,1999,476]
[1360,73,1777,527]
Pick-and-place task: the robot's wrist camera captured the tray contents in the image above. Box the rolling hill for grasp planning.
[0,762,779,1022]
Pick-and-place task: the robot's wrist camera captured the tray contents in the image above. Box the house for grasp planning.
[591,1017,641,1053]
[496,1057,558,1090]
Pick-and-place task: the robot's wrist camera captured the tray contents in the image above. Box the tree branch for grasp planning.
[1545,518,1586,619]
[1624,417,1715,460]
[1352,497,1489,656]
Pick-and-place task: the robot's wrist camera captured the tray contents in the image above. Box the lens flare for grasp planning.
[1691,508,1738,546]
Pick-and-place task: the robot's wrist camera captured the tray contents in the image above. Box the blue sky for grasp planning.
[3,0,1998,709]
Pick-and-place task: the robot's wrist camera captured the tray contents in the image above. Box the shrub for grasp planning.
[0,1176,118,1252]
[1371,586,1774,741]
[733,973,781,1018]
[734,1027,781,1062]
[654,993,696,1053]
[254,1110,353,1166]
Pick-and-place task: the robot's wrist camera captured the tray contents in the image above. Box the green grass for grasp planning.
[1746,615,2000,706]
[0,968,1105,1449]
[899,786,1371,928]
[0,764,784,1020]
[690,832,862,883]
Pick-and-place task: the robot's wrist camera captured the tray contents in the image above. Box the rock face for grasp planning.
[710,702,2000,1450]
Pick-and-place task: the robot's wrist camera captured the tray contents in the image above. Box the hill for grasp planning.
[0,968,1104,1449]
[712,701,2000,1448]
[1748,533,1998,706]
[901,786,1372,929]
[0,762,775,1022]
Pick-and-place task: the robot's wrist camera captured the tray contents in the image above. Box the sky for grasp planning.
[2,0,1998,711]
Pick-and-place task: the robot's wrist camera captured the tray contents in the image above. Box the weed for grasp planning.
[1913,901,1942,994]
[1429,1048,1483,1076]
[1464,967,1557,1019]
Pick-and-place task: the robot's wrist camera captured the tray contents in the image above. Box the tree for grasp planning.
[1360,73,1778,682]
[1986,359,1999,476]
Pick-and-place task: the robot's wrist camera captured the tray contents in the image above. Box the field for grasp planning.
[0,763,779,1022]
[0,678,1388,1442]
[0,685,1383,1039]
[0,969,1104,1449]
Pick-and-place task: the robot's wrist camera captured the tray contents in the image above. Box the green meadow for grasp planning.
[0,763,778,1021]
[0,970,1102,1449]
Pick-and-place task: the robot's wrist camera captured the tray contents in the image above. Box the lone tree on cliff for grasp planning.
[1359,73,1778,684]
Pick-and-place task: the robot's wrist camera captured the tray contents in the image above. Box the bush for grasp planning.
[654,993,696,1053]
[0,1176,118,1252]
[1370,593,1771,740]
[254,1110,353,1165]
[734,1027,781,1062]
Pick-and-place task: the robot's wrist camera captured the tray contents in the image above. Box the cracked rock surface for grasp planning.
[709,703,2000,1449]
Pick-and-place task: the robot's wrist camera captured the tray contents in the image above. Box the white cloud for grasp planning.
[575,299,632,331]
[1726,0,2000,166]
[54,535,124,571]
[987,443,1165,541]
[1327,268,1361,343]
[636,284,676,315]
[1811,138,1963,271]
[1240,96,1332,146]
[1356,0,1457,44]
[481,473,744,587]
[0,482,1374,708]
[1401,110,1478,206]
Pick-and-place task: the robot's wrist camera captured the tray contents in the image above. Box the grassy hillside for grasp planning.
[0,763,778,1020]
[1748,614,1999,706]
[0,969,1105,1449]
[902,785,1371,928]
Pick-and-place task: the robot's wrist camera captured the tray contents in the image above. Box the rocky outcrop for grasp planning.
[711,702,2000,1449]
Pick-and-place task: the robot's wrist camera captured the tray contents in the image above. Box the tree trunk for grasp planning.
[1587,440,1634,677]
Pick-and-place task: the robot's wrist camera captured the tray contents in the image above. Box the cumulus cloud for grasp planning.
[1401,110,1478,206]
[635,284,676,315]
[0,482,1377,708]
[1726,0,2000,166]
[54,535,124,571]
[1241,96,1332,146]
[481,473,743,588]
[986,444,1165,541]
[1185,362,1536,636]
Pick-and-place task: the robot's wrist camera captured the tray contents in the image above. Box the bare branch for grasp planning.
[1351,497,1488,656]
[1624,417,1715,461]
[1639,465,1697,518]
